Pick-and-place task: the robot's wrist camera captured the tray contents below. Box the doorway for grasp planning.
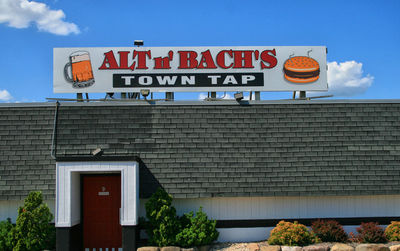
[82,175,122,250]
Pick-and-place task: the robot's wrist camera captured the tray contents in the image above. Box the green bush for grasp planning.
[0,218,13,251]
[176,207,219,247]
[268,220,319,246]
[385,221,400,241]
[144,188,181,246]
[144,189,220,248]
[311,219,348,242]
[11,191,56,251]
[349,222,386,243]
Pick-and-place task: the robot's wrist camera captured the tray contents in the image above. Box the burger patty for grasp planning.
[284,68,320,79]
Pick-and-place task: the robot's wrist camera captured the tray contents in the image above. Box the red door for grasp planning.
[83,175,122,250]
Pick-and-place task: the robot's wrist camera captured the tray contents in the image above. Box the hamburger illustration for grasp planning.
[283,55,320,83]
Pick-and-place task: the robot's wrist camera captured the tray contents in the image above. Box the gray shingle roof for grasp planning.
[1,100,400,200]
[0,106,55,200]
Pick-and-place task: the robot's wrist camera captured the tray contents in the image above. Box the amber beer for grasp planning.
[64,51,95,88]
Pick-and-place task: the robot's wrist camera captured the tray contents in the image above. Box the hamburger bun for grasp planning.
[283,56,320,83]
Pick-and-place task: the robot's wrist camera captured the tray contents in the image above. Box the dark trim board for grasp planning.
[56,224,138,251]
[216,217,400,228]
[56,224,82,251]
[56,156,140,162]
[123,226,138,251]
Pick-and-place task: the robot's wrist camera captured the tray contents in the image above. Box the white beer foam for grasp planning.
[71,54,90,63]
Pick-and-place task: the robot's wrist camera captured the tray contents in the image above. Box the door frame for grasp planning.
[55,157,139,251]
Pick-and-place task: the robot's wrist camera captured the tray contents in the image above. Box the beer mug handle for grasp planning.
[64,62,73,83]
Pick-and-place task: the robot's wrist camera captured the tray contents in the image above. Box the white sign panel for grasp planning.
[53,46,327,93]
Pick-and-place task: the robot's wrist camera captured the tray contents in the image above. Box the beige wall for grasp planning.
[139,195,400,219]
[0,200,55,222]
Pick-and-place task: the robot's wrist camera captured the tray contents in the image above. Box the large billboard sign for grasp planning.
[53,46,327,93]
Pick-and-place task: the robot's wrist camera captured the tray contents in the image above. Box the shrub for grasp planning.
[385,221,400,241]
[268,220,319,246]
[11,191,56,251]
[176,207,219,247]
[0,218,13,251]
[144,189,220,248]
[349,222,386,243]
[145,188,181,246]
[311,219,348,242]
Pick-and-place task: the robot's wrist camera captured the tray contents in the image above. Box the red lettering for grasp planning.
[118,51,130,69]
[178,51,198,69]
[216,50,234,69]
[260,49,277,69]
[197,50,217,69]
[154,57,171,69]
[154,51,173,69]
[99,50,119,69]
[233,50,254,68]
[129,61,136,70]
[133,50,151,69]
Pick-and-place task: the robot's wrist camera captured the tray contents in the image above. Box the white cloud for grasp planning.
[198,92,235,100]
[198,93,208,100]
[244,94,254,100]
[0,89,13,101]
[324,61,373,97]
[0,0,80,35]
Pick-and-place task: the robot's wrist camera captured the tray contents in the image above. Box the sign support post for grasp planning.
[76,93,83,102]
[166,92,174,100]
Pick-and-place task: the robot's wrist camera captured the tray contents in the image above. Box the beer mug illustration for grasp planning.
[64,51,95,88]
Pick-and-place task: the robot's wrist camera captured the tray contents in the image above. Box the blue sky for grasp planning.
[0,0,399,102]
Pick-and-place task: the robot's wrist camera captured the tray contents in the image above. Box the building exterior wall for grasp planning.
[169,195,400,220]
[1,100,400,244]
[0,200,55,222]
[3,195,398,227]
[1,194,398,242]
[138,195,400,242]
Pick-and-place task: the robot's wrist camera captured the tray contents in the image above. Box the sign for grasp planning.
[54,46,327,93]
[98,186,110,196]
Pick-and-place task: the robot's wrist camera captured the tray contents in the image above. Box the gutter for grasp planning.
[50,101,60,159]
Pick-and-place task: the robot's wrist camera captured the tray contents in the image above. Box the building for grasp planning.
[1,99,400,250]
